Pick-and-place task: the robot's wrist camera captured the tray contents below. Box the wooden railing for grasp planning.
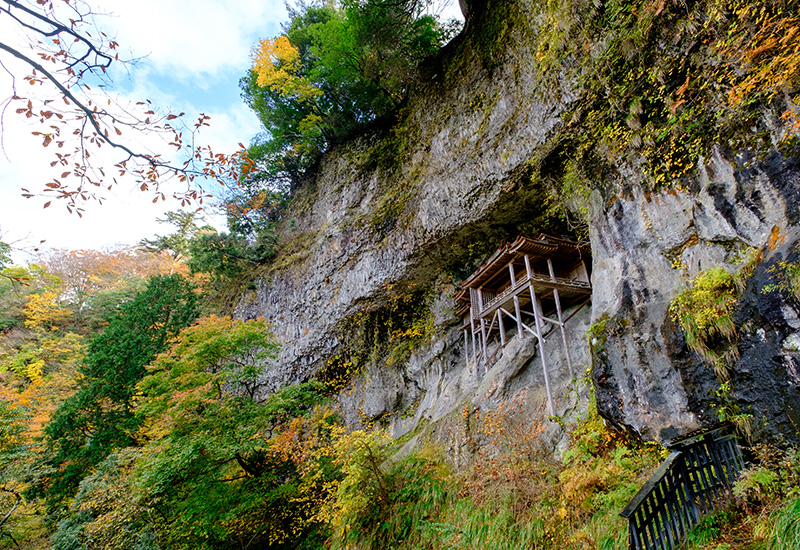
[479,273,591,316]
[620,427,744,550]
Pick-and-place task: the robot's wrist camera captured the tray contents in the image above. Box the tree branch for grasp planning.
[0,41,156,166]
[0,0,244,210]
[0,486,22,531]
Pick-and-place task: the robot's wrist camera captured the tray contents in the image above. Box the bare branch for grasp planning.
[0,486,22,530]
[0,0,246,211]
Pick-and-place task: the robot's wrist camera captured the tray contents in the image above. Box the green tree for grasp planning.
[0,400,27,543]
[50,316,332,549]
[241,0,447,191]
[41,274,199,508]
[187,228,277,289]
[138,210,206,262]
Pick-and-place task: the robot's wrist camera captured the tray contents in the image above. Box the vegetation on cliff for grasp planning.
[240,0,457,193]
[2,0,800,547]
[526,0,800,205]
[2,243,800,549]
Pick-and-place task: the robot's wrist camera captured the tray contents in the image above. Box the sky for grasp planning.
[0,0,461,264]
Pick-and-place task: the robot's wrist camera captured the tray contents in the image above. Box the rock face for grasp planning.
[235,0,575,391]
[590,148,800,445]
[237,0,800,447]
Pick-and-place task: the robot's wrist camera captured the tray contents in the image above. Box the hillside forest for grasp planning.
[2,0,800,548]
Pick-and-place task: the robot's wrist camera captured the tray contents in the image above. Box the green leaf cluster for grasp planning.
[138,210,205,262]
[669,247,759,381]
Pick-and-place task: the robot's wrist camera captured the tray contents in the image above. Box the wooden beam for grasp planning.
[464,329,470,372]
[549,259,574,378]
[469,315,478,379]
[500,307,537,337]
[549,257,575,378]
[478,288,488,364]
[498,310,506,347]
[538,315,562,327]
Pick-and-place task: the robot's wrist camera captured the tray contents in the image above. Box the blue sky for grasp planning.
[0,0,460,262]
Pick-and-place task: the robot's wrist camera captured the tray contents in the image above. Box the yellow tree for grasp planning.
[252,36,325,134]
[23,291,72,331]
[253,36,323,102]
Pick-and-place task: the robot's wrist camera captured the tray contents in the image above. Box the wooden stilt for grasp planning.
[469,315,478,379]
[524,254,533,279]
[530,283,555,416]
[549,258,574,378]
[478,290,488,365]
[500,307,537,337]
[457,237,591,418]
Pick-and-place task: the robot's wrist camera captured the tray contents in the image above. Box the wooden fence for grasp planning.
[620,427,744,550]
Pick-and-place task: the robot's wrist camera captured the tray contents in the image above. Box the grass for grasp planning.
[326,394,664,550]
[769,497,800,550]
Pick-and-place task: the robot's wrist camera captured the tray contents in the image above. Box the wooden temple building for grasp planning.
[455,234,592,414]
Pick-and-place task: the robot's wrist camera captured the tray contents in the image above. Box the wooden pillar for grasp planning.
[464,329,470,371]
[478,289,488,364]
[497,311,506,347]
[548,258,574,378]
[508,262,524,338]
[469,315,478,379]
[529,282,555,416]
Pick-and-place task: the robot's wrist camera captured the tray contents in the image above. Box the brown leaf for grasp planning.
[676,74,690,97]
[43,201,51,209]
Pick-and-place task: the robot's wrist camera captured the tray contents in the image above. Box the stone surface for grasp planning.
[590,147,800,444]
[236,0,800,448]
[235,0,575,391]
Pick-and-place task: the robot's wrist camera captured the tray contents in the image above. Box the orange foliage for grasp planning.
[722,4,800,108]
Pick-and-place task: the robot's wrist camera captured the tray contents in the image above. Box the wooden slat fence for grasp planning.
[620,428,744,550]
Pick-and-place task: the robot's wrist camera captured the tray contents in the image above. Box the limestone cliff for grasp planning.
[236,0,800,448]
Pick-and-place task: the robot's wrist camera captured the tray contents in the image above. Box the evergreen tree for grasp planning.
[41,274,199,508]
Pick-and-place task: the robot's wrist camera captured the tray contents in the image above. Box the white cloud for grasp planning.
[103,0,286,80]
[0,0,275,259]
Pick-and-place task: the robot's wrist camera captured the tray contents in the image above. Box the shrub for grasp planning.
[669,266,743,378]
